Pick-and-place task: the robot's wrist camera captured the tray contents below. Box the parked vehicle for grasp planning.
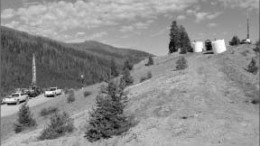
[3,92,29,105]
[44,87,62,97]
[28,86,42,98]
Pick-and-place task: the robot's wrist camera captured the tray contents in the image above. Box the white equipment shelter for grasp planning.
[212,39,227,54]
[192,41,204,53]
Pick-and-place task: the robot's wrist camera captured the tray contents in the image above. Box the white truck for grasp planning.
[44,87,62,97]
[3,92,29,105]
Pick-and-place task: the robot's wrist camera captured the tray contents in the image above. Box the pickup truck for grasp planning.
[3,92,29,105]
[44,87,62,97]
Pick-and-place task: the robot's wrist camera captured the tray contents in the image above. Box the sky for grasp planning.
[1,0,259,56]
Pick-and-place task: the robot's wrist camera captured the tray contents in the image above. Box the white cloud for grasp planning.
[1,0,198,32]
[1,9,15,19]
[208,22,217,27]
[177,15,186,20]
[120,26,134,32]
[67,31,107,43]
[3,21,20,28]
[218,0,259,10]
[195,12,222,22]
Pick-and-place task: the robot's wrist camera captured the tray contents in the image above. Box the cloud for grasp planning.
[120,19,154,32]
[1,9,15,19]
[177,15,186,20]
[67,31,107,43]
[151,27,168,37]
[195,12,222,22]
[208,22,217,27]
[218,0,259,10]
[120,26,134,32]
[3,21,20,28]
[1,0,198,32]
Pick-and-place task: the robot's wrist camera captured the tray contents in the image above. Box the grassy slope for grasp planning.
[1,44,259,146]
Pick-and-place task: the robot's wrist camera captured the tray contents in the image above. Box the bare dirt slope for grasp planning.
[2,45,259,146]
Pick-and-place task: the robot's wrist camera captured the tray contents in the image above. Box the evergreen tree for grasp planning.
[229,36,241,46]
[120,68,134,88]
[145,56,154,66]
[123,60,133,71]
[110,59,119,78]
[169,21,180,53]
[85,81,130,142]
[247,58,258,74]
[169,20,192,54]
[14,103,37,133]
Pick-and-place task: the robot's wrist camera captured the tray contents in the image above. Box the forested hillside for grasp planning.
[1,26,151,97]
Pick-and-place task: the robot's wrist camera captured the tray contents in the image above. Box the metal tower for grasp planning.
[246,10,250,39]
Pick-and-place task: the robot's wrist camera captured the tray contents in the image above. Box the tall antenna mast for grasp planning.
[32,53,36,86]
[246,9,250,39]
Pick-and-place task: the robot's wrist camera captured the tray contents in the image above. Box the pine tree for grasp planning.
[169,21,192,54]
[229,36,240,46]
[85,81,130,142]
[120,68,134,88]
[247,58,258,74]
[145,56,154,66]
[110,59,119,78]
[14,103,37,133]
[123,60,133,71]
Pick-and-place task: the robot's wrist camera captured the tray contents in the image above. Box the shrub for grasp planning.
[147,71,152,79]
[229,36,240,46]
[254,40,260,52]
[145,56,154,66]
[85,81,131,142]
[139,76,147,83]
[139,71,152,83]
[67,90,75,103]
[40,106,59,117]
[38,112,74,140]
[13,103,37,133]
[176,57,187,70]
[84,91,92,98]
[64,88,70,95]
[246,58,258,74]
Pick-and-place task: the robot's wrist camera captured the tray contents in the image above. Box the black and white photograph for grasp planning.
[0,0,259,145]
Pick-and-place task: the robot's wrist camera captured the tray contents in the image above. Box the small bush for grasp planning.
[176,57,188,70]
[38,112,74,140]
[147,71,152,79]
[139,71,152,83]
[14,103,37,133]
[254,40,260,52]
[229,35,240,46]
[64,88,70,95]
[67,90,75,103]
[139,76,148,83]
[145,56,154,66]
[246,58,258,74]
[40,106,59,117]
[84,91,92,98]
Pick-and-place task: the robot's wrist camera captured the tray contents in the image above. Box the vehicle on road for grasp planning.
[44,87,62,97]
[3,92,29,105]
[28,86,42,98]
